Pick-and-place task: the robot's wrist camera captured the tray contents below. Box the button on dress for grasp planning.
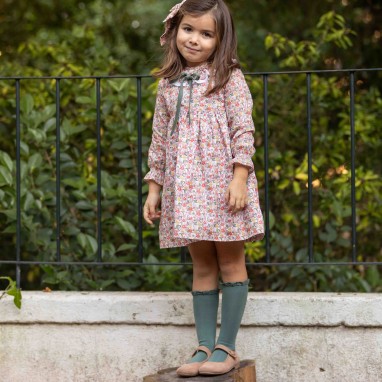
[144,63,264,248]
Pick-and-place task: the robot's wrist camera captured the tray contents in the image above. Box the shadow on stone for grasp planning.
[143,360,256,381]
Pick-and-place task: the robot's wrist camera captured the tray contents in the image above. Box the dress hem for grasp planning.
[159,231,265,249]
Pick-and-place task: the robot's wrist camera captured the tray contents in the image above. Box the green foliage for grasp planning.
[0,69,191,291]
[245,11,382,291]
[0,276,22,309]
[0,2,381,292]
[265,12,355,68]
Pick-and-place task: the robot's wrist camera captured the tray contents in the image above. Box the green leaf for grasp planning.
[28,153,43,172]
[77,233,87,248]
[64,124,88,136]
[0,166,13,187]
[295,173,308,181]
[366,266,379,288]
[265,34,274,49]
[116,243,137,252]
[108,79,131,93]
[20,94,34,114]
[268,211,275,230]
[117,278,135,290]
[1,209,16,221]
[0,151,13,173]
[12,288,22,309]
[64,226,81,236]
[0,276,22,309]
[119,159,133,168]
[20,141,29,155]
[23,192,35,211]
[62,178,86,189]
[293,181,301,195]
[313,214,321,228]
[75,201,94,210]
[115,216,137,239]
[77,233,98,255]
[43,117,57,133]
[86,234,98,255]
[278,179,290,190]
[358,279,371,293]
[75,96,93,104]
[2,225,16,233]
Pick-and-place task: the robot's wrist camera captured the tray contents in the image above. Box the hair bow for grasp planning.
[160,0,188,46]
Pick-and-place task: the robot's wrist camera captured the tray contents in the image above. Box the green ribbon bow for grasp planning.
[170,72,201,136]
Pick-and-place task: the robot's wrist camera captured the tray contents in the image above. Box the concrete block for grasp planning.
[1,292,382,382]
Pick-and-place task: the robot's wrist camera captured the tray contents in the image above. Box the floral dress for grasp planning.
[144,62,264,248]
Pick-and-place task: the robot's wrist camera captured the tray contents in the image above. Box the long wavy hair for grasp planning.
[154,0,240,95]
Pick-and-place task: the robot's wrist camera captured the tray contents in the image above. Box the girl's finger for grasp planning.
[144,213,153,225]
[149,205,156,217]
[143,205,154,225]
[229,198,236,212]
[225,189,230,204]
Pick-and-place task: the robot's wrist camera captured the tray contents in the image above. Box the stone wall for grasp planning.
[1,292,382,381]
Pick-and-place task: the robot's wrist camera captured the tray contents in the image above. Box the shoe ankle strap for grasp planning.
[194,345,212,358]
[214,344,237,359]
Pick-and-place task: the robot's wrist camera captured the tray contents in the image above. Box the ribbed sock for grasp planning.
[187,289,219,363]
[208,279,249,363]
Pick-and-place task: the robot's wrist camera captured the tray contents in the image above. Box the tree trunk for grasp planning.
[143,360,256,382]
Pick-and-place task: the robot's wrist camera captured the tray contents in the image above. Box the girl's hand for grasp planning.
[143,192,161,226]
[144,181,162,226]
[225,178,248,213]
[225,164,249,213]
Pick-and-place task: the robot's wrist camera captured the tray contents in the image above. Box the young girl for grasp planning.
[143,0,264,377]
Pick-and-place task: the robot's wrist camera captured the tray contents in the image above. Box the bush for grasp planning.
[0,8,381,292]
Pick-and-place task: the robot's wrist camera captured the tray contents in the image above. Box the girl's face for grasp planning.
[176,13,218,67]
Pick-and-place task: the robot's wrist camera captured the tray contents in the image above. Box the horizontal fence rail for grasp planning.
[0,68,381,288]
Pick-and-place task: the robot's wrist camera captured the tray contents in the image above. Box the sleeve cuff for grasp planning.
[232,157,254,174]
[143,169,164,186]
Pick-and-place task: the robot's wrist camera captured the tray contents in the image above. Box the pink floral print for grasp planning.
[144,63,264,248]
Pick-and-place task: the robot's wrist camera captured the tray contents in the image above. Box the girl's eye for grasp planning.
[184,27,192,32]
[203,33,212,38]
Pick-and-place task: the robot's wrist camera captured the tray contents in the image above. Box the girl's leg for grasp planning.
[187,241,219,362]
[215,240,247,282]
[189,240,219,290]
[209,241,248,362]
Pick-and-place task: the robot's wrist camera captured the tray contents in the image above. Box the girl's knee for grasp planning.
[193,260,219,278]
[219,260,245,276]
[217,253,247,281]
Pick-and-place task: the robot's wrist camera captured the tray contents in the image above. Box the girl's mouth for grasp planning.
[186,46,200,52]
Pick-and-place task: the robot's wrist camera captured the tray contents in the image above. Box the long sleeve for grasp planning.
[224,69,255,174]
[143,79,170,186]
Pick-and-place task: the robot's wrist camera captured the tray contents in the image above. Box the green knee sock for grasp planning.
[209,279,249,363]
[188,289,219,364]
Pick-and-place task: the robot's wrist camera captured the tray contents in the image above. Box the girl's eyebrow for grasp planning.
[180,22,215,34]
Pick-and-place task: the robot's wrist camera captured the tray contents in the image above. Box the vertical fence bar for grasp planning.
[349,72,357,262]
[15,80,21,287]
[263,74,270,263]
[137,77,144,263]
[55,79,61,262]
[306,73,313,262]
[96,78,102,262]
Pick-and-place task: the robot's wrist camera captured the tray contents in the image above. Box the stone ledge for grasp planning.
[1,291,382,327]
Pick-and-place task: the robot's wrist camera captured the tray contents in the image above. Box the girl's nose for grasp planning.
[189,34,198,45]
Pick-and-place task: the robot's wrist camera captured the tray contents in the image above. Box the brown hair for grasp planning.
[154,0,240,95]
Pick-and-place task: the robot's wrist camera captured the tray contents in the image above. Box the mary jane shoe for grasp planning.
[198,344,240,375]
[176,345,212,377]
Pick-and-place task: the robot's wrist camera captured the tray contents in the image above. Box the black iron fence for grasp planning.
[0,68,381,288]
